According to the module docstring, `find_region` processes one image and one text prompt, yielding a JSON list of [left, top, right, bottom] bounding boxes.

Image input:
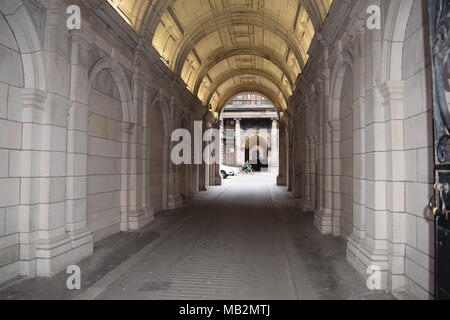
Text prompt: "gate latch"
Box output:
[[431, 183, 450, 219]]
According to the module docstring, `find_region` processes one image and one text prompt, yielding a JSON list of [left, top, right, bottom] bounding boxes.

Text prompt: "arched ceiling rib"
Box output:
[[205, 68, 291, 107], [216, 85, 287, 114], [169, 12, 310, 74], [107, 0, 334, 112], [192, 47, 297, 95], [195, 54, 294, 102]]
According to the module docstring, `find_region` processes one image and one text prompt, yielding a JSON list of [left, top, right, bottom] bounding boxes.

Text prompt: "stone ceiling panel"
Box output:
[[107, 0, 334, 112]]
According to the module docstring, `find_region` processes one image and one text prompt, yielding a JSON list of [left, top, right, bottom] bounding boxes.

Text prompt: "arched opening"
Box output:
[[147, 101, 167, 212], [244, 135, 269, 172], [87, 69, 124, 242], [337, 66, 354, 240], [220, 92, 279, 177]]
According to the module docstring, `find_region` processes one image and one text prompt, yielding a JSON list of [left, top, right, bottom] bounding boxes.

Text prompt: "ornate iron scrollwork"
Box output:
[[430, 0, 450, 163], [429, 0, 450, 301]]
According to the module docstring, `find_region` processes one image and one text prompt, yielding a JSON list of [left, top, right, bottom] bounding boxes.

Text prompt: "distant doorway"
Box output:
[[245, 136, 269, 172]]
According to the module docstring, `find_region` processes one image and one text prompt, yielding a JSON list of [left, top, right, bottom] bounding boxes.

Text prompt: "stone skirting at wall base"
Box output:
[[314, 208, 332, 235], [276, 174, 286, 186], [128, 209, 155, 231], [167, 195, 184, 210], [347, 237, 389, 290], [35, 231, 93, 278], [214, 173, 223, 186]]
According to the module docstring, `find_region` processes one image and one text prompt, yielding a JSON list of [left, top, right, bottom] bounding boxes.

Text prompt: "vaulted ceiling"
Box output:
[[107, 0, 333, 113]]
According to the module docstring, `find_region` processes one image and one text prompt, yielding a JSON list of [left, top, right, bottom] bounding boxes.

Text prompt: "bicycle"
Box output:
[[242, 167, 255, 175]]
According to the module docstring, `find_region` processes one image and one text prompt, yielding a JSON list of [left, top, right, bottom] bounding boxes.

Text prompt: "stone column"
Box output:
[[235, 119, 242, 165], [314, 68, 333, 235], [277, 121, 287, 186], [292, 126, 301, 198], [199, 115, 211, 192], [348, 81, 390, 290], [18, 89, 50, 277], [381, 81, 406, 292], [184, 113, 196, 199], [303, 136, 313, 211], [329, 120, 342, 237], [310, 136, 318, 211], [167, 102, 183, 209], [287, 125, 293, 192], [120, 123, 133, 230], [271, 119, 279, 174], [314, 121, 334, 234], [122, 72, 152, 229], [213, 120, 223, 186], [59, 29, 93, 275], [347, 31, 368, 279]]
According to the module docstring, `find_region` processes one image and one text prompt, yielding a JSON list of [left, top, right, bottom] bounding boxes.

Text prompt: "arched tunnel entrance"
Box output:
[[0, 0, 442, 302]]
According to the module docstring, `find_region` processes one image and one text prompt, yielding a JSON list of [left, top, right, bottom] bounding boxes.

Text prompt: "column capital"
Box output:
[[121, 122, 136, 135], [22, 88, 48, 123], [378, 81, 405, 102], [327, 120, 340, 132]]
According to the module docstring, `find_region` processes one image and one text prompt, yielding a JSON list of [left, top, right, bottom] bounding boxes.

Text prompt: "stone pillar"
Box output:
[[287, 125, 293, 192], [292, 126, 301, 198], [58, 30, 93, 275], [167, 104, 183, 210], [270, 119, 279, 174], [199, 115, 212, 192], [350, 83, 390, 290], [329, 120, 342, 237], [381, 81, 406, 292], [310, 136, 318, 211], [213, 120, 223, 186], [167, 160, 183, 209], [184, 113, 196, 199], [303, 136, 313, 211], [314, 121, 334, 234], [235, 119, 242, 165], [19, 89, 51, 277], [277, 121, 287, 186], [314, 68, 333, 235], [120, 123, 133, 230]]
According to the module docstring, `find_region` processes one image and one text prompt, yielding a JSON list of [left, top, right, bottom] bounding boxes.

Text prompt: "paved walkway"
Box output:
[[0, 174, 393, 300]]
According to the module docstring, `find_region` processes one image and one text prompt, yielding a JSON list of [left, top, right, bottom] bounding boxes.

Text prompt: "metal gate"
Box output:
[[428, 0, 450, 300]]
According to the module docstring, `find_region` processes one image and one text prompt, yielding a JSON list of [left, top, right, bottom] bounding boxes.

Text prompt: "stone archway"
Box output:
[[86, 69, 124, 242], [148, 99, 168, 212]]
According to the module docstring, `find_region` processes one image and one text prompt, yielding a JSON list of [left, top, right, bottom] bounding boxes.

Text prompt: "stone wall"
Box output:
[[0, 0, 215, 283], [285, 0, 435, 299], [0, 6, 25, 283]]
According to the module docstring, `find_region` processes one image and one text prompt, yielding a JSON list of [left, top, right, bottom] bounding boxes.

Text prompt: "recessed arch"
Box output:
[[211, 77, 286, 113], [3, 2, 47, 90], [148, 93, 173, 211], [329, 51, 353, 122], [205, 70, 291, 110], [381, 0, 415, 82], [88, 57, 133, 124], [216, 85, 287, 115]]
